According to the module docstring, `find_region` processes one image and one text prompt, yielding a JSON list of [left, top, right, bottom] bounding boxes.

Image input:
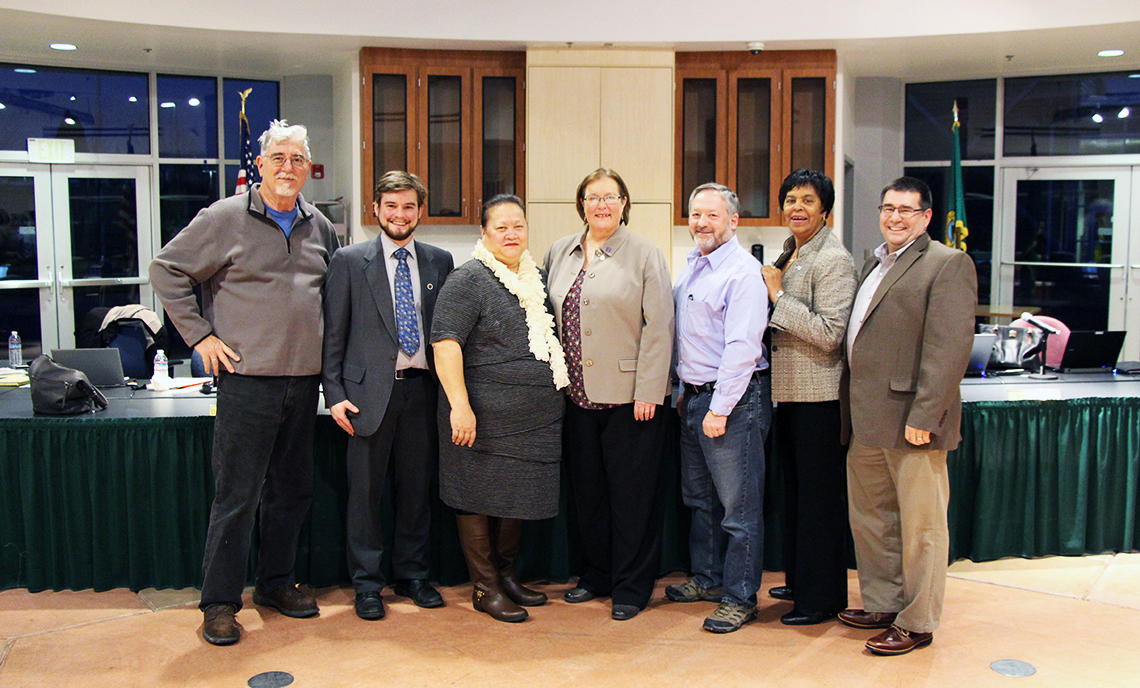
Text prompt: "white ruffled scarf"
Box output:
[[472, 239, 569, 390]]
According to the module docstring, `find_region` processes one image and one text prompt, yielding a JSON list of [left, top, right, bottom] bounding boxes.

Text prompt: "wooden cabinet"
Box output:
[[675, 51, 836, 226], [526, 50, 674, 259], [360, 48, 525, 227]]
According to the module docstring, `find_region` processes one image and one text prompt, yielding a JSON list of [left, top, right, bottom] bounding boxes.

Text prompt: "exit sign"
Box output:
[[27, 138, 76, 164]]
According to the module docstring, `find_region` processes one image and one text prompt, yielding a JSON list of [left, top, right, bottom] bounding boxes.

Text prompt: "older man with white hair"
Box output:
[[150, 120, 339, 646]]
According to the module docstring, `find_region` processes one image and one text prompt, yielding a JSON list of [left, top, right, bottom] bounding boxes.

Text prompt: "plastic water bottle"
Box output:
[[8, 331, 21, 367], [152, 348, 170, 390]]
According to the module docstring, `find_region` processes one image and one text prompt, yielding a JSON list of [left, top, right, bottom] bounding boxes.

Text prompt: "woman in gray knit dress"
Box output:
[[431, 194, 568, 622]]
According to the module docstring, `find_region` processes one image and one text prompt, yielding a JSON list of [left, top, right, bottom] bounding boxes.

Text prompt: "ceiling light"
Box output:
[[1098, 49, 1125, 57], [1092, 112, 1105, 123], [69, 96, 75, 101], [0, 103, 6, 110], [188, 97, 201, 106], [1120, 107, 1131, 119], [160, 102, 176, 108], [14, 68, 36, 74], [1130, 74, 1140, 79], [128, 96, 137, 103], [63, 117, 76, 125], [50, 43, 77, 51]]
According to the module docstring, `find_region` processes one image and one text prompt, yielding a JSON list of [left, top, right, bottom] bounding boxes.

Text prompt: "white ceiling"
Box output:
[[0, 4, 1137, 80]]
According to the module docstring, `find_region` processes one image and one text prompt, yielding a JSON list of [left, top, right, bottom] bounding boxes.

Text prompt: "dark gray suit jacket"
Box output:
[[322, 237, 454, 436], [841, 232, 977, 451]]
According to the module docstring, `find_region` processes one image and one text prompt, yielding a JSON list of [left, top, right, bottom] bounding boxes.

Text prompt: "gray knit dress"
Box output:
[[430, 259, 564, 520]]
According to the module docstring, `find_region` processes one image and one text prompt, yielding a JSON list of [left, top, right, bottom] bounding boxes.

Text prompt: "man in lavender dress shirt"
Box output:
[[667, 183, 771, 634]]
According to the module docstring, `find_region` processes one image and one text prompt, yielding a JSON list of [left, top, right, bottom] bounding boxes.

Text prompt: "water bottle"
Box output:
[[8, 331, 21, 367], [152, 348, 170, 390]]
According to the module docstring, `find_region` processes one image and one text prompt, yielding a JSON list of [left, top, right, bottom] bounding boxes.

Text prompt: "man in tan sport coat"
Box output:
[[837, 177, 977, 656]]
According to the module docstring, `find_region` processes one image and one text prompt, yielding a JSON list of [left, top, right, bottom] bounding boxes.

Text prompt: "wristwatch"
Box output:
[[709, 410, 723, 417], [774, 289, 784, 302]]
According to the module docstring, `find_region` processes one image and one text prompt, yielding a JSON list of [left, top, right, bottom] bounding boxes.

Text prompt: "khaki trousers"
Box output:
[[846, 436, 949, 633]]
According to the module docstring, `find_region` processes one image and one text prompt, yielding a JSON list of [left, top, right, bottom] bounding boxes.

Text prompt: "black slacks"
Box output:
[[345, 374, 438, 593], [775, 400, 849, 614], [563, 400, 668, 609]]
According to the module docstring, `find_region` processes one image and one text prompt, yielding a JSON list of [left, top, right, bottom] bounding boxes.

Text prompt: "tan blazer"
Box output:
[[841, 232, 977, 451], [769, 228, 857, 403], [544, 224, 674, 405]]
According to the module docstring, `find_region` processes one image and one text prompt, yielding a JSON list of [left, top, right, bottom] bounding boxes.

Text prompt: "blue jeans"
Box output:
[[678, 374, 771, 608]]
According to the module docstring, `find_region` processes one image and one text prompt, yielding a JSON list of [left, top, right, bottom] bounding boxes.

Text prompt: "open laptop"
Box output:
[[50, 348, 127, 388], [1058, 330, 1126, 373], [964, 333, 998, 376]]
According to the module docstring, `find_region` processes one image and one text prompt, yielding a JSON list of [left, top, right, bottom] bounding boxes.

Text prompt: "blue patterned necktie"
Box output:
[[393, 247, 420, 357]]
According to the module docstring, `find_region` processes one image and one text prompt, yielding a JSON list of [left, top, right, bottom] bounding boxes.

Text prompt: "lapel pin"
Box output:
[[427, 283, 434, 290]]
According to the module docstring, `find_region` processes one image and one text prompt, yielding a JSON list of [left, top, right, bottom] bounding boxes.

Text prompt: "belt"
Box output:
[[394, 368, 428, 380], [682, 369, 769, 396]]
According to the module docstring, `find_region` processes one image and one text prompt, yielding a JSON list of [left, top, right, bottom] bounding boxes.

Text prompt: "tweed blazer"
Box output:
[[544, 223, 674, 405], [840, 232, 977, 451], [769, 227, 857, 403]]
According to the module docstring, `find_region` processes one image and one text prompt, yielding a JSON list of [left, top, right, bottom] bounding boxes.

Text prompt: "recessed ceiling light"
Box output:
[[1092, 113, 1105, 123], [188, 97, 201, 106], [0, 103, 6, 110], [160, 102, 176, 108], [69, 96, 75, 101], [1098, 49, 1125, 57], [1120, 107, 1132, 119], [63, 117, 76, 125], [128, 96, 137, 103], [14, 68, 36, 74], [50, 43, 77, 51]]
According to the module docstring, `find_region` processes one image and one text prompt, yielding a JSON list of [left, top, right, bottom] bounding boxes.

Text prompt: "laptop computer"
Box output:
[[1058, 330, 1126, 373], [50, 348, 127, 388], [964, 333, 998, 376]]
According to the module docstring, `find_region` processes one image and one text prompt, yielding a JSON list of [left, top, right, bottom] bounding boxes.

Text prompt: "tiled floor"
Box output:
[[2, 554, 1139, 687]]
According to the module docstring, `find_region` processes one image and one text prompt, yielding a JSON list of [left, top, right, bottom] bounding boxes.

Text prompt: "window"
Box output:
[[1004, 71, 1140, 156], [905, 80, 996, 161]]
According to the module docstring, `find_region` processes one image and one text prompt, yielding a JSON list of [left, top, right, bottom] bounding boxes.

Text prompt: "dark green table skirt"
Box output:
[[3, 398, 1138, 592]]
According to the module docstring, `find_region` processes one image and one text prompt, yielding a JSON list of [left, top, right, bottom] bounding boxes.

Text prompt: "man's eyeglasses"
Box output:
[[267, 154, 309, 168], [878, 205, 926, 219], [584, 194, 624, 206]]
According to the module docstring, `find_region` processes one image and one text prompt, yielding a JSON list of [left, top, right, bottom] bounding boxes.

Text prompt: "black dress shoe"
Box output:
[[780, 608, 837, 626], [394, 579, 444, 608], [768, 586, 793, 601], [354, 591, 385, 620], [611, 604, 640, 621], [563, 586, 597, 603]]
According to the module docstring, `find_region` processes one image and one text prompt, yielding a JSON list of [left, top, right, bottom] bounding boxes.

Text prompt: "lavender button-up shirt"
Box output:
[[674, 235, 769, 417]]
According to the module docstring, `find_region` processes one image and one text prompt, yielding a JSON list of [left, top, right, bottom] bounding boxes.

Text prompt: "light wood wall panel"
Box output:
[[526, 202, 581, 262], [600, 68, 674, 203], [526, 68, 601, 202]]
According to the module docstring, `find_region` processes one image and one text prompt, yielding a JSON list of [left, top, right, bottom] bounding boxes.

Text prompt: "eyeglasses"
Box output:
[[878, 204, 926, 219], [266, 154, 309, 168], [584, 194, 624, 206]]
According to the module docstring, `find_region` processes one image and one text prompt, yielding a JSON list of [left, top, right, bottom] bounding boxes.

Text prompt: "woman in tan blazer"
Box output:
[[543, 168, 674, 621], [760, 170, 858, 626]]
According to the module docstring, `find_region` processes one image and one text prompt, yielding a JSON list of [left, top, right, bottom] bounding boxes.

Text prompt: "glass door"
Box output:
[[0, 163, 152, 356], [997, 166, 1135, 358]]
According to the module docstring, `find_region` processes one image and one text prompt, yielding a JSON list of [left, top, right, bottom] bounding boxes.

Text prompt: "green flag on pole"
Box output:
[[945, 100, 969, 251]]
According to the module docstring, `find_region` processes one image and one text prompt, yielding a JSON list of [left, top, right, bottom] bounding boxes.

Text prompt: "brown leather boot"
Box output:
[[492, 517, 548, 607], [457, 514, 527, 622]]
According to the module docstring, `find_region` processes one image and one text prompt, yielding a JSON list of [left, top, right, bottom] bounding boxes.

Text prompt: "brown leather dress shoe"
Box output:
[[838, 608, 898, 629], [866, 626, 934, 655], [202, 603, 240, 646], [252, 585, 319, 618]]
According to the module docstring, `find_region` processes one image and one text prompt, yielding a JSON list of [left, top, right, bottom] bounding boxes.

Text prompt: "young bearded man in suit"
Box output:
[[322, 171, 455, 620]]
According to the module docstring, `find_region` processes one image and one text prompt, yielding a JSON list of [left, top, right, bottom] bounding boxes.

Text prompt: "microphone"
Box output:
[[1021, 312, 1060, 335]]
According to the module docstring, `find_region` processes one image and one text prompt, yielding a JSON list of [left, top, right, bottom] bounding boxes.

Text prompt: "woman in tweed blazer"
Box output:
[[760, 170, 857, 626]]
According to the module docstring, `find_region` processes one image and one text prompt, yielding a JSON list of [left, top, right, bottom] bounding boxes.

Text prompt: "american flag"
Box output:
[[234, 104, 257, 195]]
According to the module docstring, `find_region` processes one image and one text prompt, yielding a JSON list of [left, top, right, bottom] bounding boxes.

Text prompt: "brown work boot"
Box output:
[[202, 603, 240, 646], [457, 514, 527, 622], [252, 584, 319, 618], [492, 517, 548, 607]]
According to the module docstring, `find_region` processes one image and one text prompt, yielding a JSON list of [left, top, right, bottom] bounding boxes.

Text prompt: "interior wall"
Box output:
[[850, 76, 904, 268], [282, 74, 336, 203]]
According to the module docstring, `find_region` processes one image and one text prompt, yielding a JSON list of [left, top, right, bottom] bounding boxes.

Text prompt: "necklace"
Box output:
[[472, 240, 569, 389]]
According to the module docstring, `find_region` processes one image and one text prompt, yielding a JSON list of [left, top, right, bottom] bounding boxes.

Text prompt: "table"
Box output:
[[3, 375, 1139, 592]]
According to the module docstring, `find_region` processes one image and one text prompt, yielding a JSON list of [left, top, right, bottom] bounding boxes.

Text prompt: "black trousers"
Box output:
[[775, 400, 849, 614], [199, 373, 319, 611], [345, 374, 438, 593], [563, 400, 668, 609]]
